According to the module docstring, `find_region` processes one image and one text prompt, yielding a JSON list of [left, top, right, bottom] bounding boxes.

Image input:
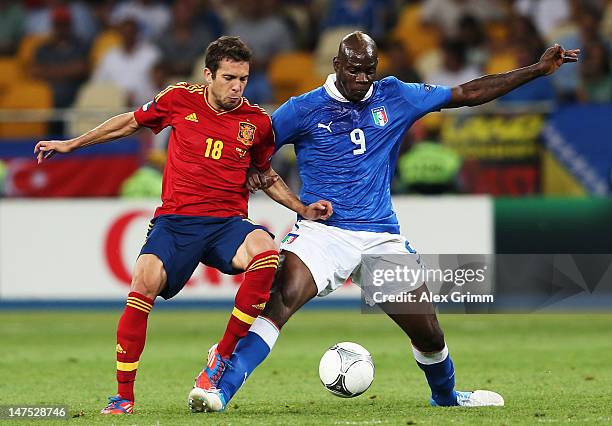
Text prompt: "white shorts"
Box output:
[[280, 220, 422, 297]]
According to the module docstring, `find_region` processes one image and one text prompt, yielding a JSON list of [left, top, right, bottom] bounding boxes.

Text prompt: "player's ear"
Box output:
[[204, 67, 214, 85], [332, 57, 339, 72]]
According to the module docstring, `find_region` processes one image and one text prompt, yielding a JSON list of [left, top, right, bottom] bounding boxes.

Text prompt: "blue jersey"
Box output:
[[273, 75, 451, 234]]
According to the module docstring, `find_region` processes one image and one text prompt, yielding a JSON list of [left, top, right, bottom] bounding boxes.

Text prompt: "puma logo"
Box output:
[[317, 121, 333, 133]]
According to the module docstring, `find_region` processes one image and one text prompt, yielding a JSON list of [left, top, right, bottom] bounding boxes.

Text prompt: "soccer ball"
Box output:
[[318, 342, 375, 398]]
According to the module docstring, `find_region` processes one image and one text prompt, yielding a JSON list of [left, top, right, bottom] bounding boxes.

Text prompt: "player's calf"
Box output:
[[217, 248, 279, 358]]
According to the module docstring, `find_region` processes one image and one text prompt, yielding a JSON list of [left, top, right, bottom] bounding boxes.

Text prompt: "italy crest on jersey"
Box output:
[[237, 122, 257, 146], [371, 106, 389, 127]]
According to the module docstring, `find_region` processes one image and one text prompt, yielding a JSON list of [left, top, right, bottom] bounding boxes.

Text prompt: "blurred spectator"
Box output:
[[379, 40, 421, 83], [88, 0, 122, 67], [579, 40, 612, 102], [120, 166, 162, 198], [321, 0, 395, 41], [110, 0, 170, 40], [92, 17, 161, 106], [457, 14, 487, 69], [577, 3, 605, 45], [425, 39, 480, 87], [30, 6, 88, 110], [421, 0, 504, 37], [499, 15, 555, 103], [281, 0, 319, 50], [157, 0, 215, 78], [514, 0, 569, 38], [483, 17, 518, 75], [603, 0, 612, 42], [226, 0, 294, 103], [546, 2, 584, 102], [397, 141, 462, 194], [0, 0, 25, 55], [193, 0, 224, 39], [25, 0, 96, 43]]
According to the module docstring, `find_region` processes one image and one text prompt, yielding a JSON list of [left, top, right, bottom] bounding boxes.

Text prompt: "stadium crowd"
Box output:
[[0, 0, 610, 196]]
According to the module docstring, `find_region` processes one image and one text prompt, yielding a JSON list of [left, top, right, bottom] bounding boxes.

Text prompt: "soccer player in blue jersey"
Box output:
[[189, 32, 579, 412]]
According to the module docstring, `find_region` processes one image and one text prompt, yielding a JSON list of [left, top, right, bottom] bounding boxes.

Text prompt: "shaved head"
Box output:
[[333, 32, 378, 102], [337, 31, 378, 62]]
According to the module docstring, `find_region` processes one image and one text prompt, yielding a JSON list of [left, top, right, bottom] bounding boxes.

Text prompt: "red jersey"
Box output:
[[134, 83, 275, 218]]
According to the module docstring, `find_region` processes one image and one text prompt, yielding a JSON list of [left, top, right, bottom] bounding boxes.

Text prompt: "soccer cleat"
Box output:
[[193, 343, 228, 391], [430, 390, 504, 407], [188, 387, 227, 413], [100, 395, 134, 414]]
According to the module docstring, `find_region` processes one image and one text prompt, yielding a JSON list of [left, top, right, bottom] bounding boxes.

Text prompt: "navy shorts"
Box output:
[[140, 214, 272, 300]]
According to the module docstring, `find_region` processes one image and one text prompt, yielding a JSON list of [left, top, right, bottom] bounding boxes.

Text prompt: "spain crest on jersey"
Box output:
[[371, 106, 389, 127], [237, 122, 257, 146]]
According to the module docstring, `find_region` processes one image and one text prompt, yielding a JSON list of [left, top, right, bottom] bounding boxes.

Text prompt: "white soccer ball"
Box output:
[[318, 342, 375, 398]]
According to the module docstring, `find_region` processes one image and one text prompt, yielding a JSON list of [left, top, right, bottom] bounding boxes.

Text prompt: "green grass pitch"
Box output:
[[1, 310, 611, 425]]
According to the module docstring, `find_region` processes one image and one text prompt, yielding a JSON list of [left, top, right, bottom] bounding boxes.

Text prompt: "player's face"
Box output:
[[334, 51, 377, 102], [206, 59, 249, 110]]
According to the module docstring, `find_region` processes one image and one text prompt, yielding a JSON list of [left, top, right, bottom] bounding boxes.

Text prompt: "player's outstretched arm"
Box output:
[[445, 44, 580, 109], [248, 167, 333, 220], [34, 112, 141, 164]]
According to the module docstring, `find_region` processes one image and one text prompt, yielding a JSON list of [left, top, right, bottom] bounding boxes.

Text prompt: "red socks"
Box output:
[[217, 250, 279, 358], [116, 291, 154, 402]]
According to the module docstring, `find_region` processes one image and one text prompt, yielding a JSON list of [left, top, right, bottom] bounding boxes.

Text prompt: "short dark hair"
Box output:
[[205, 36, 252, 77]]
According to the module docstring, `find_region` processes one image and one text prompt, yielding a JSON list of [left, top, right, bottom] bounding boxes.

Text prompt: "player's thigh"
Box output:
[[139, 215, 208, 300], [131, 254, 168, 299], [360, 234, 445, 351], [231, 228, 277, 270], [280, 220, 362, 296], [355, 232, 423, 304], [263, 251, 318, 327], [204, 217, 274, 274]]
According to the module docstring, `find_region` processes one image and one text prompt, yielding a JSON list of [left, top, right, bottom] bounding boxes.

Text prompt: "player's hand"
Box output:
[[537, 44, 580, 76], [34, 140, 74, 164], [247, 168, 279, 193], [301, 200, 333, 221]]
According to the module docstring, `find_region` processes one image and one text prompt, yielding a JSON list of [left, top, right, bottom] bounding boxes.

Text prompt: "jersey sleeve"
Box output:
[[251, 115, 275, 172], [271, 98, 302, 151], [133, 86, 174, 134], [396, 78, 452, 116]]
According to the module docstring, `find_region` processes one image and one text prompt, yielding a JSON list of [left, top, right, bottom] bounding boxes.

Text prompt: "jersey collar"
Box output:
[[323, 74, 373, 103]]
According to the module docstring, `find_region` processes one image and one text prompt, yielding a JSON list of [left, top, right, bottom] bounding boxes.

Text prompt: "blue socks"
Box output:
[[218, 316, 280, 402], [413, 344, 457, 406]]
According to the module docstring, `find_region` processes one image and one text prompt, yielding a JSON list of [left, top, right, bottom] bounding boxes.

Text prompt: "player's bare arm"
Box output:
[[446, 44, 580, 108], [249, 167, 333, 221], [34, 112, 140, 164]]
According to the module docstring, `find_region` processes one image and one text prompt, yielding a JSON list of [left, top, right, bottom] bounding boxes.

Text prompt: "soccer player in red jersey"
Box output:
[[34, 36, 332, 415]]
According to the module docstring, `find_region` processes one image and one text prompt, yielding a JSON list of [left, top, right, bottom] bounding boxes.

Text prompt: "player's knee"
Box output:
[[247, 230, 276, 255]]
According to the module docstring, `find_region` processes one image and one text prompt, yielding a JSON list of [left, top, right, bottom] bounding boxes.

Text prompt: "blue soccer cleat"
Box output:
[[430, 390, 504, 407], [100, 395, 134, 415]]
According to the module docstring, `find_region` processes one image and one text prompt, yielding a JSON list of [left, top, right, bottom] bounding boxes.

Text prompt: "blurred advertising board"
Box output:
[[441, 111, 545, 195], [0, 197, 492, 303]]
